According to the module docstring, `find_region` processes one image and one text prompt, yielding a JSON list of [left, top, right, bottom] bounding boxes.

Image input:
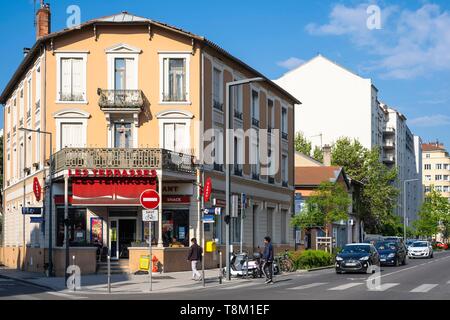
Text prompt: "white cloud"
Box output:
[[277, 57, 305, 70], [409, 115, 450, 127], [306, 3, 450, 79]]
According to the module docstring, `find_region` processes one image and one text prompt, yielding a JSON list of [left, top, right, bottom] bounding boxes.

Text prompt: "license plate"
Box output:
[[346, 263, 357, 266], [380, 259, 386, 262]]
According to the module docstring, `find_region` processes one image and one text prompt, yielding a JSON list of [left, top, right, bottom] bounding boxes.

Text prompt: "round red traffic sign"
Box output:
[[140, 189, 160, 210]]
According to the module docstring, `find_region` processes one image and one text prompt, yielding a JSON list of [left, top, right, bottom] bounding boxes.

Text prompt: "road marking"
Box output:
[[12, 295, 40, 300], [287, 282, 328, 290], [410, 284, 438, 293], [369, 283, 400, 292], [328, 282, 363, 291], [47, 291, 88, 299], [222, 282, 259, 290]]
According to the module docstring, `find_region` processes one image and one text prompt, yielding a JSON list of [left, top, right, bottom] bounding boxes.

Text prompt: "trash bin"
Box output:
[[139, 255, 150, 271]]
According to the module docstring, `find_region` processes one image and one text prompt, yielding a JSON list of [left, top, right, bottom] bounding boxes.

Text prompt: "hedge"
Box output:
[[288, 250, 334, 270]]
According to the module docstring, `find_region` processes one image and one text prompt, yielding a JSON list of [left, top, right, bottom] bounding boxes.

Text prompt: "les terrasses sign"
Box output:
[[68, 168, 157, 178]]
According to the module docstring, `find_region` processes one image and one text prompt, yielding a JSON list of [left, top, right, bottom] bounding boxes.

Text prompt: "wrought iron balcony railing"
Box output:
[[234, 110, 243, 120], [97, 89, 144, 109], [52, 148, 196, 175], [213, 100, 223, 111], [252, 118, 260, 127]]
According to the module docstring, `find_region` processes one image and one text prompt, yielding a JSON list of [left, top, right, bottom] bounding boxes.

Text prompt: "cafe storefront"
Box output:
[[50, 148, 199, 275]]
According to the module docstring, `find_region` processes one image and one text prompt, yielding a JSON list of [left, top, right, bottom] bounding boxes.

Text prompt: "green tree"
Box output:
[[313, 146, 323, 162], [291, 182, 351, 236], [294, 132, 312, 156], [413, 189, 450, 238], [331, 138, 399, 234]]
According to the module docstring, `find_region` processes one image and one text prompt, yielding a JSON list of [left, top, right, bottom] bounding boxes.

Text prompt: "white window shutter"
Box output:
[[175, 123, 186, 153], [163, 123, 175, 151], [71, 58, 83, 100], [61, 123, 83, 148], [61, 59, 72, 100], [125, 58, 135, 90]]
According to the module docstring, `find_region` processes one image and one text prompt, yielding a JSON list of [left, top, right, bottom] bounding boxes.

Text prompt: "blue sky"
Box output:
[[1, 0, 449, 147]]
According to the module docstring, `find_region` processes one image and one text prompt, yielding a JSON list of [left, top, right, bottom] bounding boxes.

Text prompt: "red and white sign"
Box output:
[[68, 168, 157, 178], [140, 189, 161, 210], [162, 195, 191, 204], [204, 177, 212, 203], [33, 177, 42, 202]]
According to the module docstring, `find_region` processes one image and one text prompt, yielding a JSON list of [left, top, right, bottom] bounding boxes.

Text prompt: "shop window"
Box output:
[[162, 209, 189, 247], [56, 208, 87, 246]]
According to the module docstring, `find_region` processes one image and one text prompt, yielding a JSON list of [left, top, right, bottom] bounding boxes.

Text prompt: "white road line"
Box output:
[[287, 282, 328, 290], [46, 291, 88, 299], [11, 295, 40, 300], [369, 283, 400, 292], [410, 284, 438, 293], [223, 282, 259, 290], [328, 282, 363, 291]]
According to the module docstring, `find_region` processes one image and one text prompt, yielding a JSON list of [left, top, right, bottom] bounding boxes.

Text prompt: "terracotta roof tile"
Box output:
[[295, 166, 342, 186]]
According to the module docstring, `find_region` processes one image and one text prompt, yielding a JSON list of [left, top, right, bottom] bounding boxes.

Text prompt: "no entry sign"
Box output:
[[140, 189, 160, 210]]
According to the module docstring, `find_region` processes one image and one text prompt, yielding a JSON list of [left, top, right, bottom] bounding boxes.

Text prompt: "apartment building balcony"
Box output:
[[282, 132, 288, 140], [98, 89, 144, 110], [252, 118, 260, 127], [234, 110, 243, 120], [383, 140, 396, 149], [234, 165, 243, 177], [52, 148, 196, 175], [383, 126, 395, 135], [382, 154, 396, 164], [213, 100, 223, 111]]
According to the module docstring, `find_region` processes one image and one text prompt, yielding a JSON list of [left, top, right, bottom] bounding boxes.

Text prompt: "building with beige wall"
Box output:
[[0, 7, 298, 275], [422, 142, 450, 201]]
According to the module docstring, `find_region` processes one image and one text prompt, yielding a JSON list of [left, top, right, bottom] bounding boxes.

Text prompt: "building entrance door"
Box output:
[[109, 217, 137, 260]]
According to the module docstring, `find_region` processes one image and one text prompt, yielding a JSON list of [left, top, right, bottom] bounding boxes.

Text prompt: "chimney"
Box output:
[[322, 144, 332, 166], [23, 48, 31, 57], [36, 2, 51, 39]]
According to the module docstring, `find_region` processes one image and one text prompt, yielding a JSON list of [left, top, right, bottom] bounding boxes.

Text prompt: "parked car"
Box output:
[[374, 241, 407, 266], [335, 243, 380, 274], [406, 239, 420, 252], [432, 241, 449, 250], [408, 241, 433, 258]]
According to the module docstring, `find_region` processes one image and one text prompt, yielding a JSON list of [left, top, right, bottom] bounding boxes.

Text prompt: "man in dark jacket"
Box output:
[[262, 236, 274, 284], [187, 238, 203, 281]]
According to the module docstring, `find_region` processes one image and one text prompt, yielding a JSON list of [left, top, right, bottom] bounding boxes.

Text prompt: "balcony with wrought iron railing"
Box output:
[[97, 89, 144, 109], [52, 148, 196, 175], [234, 110, 243, 120], [383, 126, 396, 135], [382, 154, 396, 164], [383, 140, 396, 149], [213, 100, 223, 111]]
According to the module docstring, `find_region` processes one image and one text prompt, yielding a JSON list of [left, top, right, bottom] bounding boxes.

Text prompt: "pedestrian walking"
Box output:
[[187, 238, 203, 281], [262, 236, 274, 284]]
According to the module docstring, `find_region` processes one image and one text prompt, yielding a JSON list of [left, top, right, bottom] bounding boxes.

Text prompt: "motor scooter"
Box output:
[[223, 252, 257, 278]]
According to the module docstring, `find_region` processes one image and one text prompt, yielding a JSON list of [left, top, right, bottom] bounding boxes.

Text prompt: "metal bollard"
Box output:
[[107, 253, 111, 293]]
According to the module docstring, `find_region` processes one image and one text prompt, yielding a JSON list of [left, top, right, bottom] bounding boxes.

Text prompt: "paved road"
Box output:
[[1, 251, 450, 300]]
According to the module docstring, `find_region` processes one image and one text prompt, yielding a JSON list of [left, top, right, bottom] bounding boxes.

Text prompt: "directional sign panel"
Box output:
[[202, 215, 215, 223], [30, 217, 44, 224], [22, 207, 43, 215]]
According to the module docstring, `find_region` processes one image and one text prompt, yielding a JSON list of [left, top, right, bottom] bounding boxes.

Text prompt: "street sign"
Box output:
[[140, 189, 160, 210], [30, 216, 44, 223], [203, 207, 222, 216], [33, 177, 42, 202], [204, 177, 212, 202], [142, 209, 158, 222], [202, 215, 215, 223], [22, 207, 43, 215]]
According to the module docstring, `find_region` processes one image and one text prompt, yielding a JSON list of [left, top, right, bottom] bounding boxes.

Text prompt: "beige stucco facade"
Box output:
[[422, 143, 450, 201], [1, 13, 298, 274]]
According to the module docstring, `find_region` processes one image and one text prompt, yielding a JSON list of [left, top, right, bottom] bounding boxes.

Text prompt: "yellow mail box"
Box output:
[[205, 241, 216, 253]]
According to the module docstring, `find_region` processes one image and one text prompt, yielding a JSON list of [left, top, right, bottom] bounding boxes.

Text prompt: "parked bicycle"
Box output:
[[274, 249, 296, 273]]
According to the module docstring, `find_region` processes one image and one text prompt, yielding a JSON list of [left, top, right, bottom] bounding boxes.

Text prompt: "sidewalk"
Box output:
[[0, 267, 261, 295]]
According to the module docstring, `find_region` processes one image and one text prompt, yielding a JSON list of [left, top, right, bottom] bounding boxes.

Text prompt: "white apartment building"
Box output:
[[275, 54, 422, 222]]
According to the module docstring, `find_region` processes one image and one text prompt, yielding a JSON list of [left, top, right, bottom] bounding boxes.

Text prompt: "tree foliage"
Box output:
[[291, 182, 351, 234], [331, 138, 399, 234], [313, 146, 323, 162], [413, 189, 450, 239], [294, 132, 312, 156]]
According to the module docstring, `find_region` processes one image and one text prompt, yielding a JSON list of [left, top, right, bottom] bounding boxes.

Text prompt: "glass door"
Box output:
[[109, 219, 119, 260]]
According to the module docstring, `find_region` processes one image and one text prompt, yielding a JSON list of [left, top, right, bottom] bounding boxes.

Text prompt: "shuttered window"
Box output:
[[61, 123, 84, 148], [60, 58, 84, 101]]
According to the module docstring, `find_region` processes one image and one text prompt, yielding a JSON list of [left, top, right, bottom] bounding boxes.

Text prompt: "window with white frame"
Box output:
[[443, 186, 449, 193], [12, 97, 17, 127], [251, 140, 259, 178], [160, 54, 189, 103], [6, 148, 10, 181], [233, 136, 243, 175], [426, 154, 430, 158], [424, 186, 431, 193], [35, 65, 41, 104], [424, 164, 431, 170], [13, 147, 17, 179], [19, 88, 24, 123], [54, 109, 89, 151], [26, 78, 32, 118], [425, 175, 431, 181], [267, 99, 274, 129], [444, 164, 449, 170], [444, 175, 449, 181], [435, 186, 443, 192], [436, 164, 443, 170], [60, 123, 84, 148], [26, 135, 32, 169], [251, 90, 259, 126], [213, 67, 223, 110], [56, 53, 87, 102], [163, 123, 188, 153], [19, 142, 24, 178], [436, 175, 443, 181], [212, 128, 223, 170], [35, 129, 41, 168]]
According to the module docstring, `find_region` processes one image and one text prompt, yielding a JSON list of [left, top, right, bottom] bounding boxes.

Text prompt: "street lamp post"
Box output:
[[225, 77, 264, 281], [19, 128, 53, 276], [403, 178, 419, 242]]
